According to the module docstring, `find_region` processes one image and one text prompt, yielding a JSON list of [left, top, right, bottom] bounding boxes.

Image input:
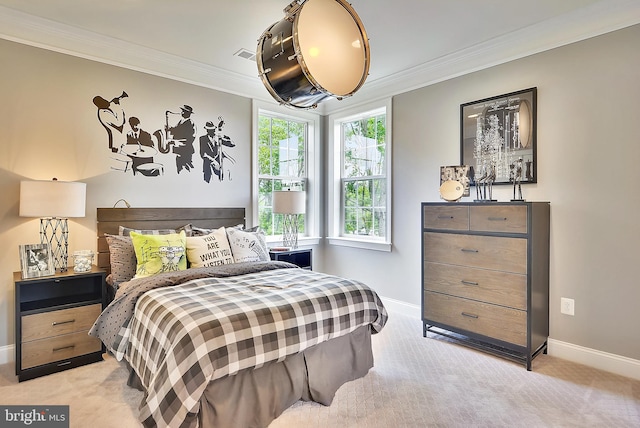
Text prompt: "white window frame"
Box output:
[[252, 99, 320, 246], [327, 98, 392, 252]]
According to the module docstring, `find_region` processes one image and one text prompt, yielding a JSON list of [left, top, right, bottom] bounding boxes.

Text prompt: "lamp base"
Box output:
[[40, 218, 69, 272], [282, 214, 299, 249]]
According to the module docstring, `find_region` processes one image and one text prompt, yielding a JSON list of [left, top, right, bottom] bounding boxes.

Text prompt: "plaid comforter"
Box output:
[[91, 264, 387, 428]]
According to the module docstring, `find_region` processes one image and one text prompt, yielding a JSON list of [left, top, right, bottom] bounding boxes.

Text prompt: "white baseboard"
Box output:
[[381, 295, 640, 381], [0, 344, 14, 365], [379, 296, 421, 319], [547, 338, 640, 381]]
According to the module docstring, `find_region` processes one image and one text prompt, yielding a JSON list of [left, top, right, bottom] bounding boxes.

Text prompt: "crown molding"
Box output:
[[1, 0, 639, 116]]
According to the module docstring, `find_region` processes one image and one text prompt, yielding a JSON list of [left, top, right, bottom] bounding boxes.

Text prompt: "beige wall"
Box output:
[[322, 24, 640, 361], [1, 24, 639, 364], [0, 39, 253, 350]]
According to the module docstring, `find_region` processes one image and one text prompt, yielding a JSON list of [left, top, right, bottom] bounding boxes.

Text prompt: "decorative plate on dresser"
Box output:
[[421, 202, 550, 370]]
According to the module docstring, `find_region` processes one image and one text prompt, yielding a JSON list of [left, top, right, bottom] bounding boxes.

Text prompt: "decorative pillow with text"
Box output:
[[186, 227, 235, 268], [226, 227, 269, 263]]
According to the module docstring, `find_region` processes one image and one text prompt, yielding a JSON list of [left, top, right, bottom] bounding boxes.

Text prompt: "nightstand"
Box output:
[[269, 248, 312, 270], [14, 266, 106, 382]]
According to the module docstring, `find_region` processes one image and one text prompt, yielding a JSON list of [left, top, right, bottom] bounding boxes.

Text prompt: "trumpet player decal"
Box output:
[[93, 91, 238, 182], [199, 117, 236, 183], [93, 91, 128, 153]]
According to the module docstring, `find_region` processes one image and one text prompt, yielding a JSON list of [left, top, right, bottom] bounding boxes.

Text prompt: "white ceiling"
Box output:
[[1, 0, 639, 114]]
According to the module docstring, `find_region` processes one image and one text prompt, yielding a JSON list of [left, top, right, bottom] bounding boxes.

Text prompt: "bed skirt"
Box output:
[[127, 325, 374, 428]]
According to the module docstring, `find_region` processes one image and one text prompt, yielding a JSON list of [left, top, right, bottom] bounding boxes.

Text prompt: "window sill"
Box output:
[[327, 237, 391, 252], [266, 236, 321, 247]]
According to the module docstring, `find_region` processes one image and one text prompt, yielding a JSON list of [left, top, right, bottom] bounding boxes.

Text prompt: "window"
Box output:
[[328, 100, 392, 251], [253, 101, 319, 245]]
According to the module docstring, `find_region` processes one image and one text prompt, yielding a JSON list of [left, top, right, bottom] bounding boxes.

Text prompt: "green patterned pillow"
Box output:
[[130, 231, 187, 278]]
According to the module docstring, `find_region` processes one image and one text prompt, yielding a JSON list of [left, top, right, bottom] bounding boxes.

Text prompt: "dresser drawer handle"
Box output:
[[488, 217, 508, 221], [461, 280, 479, 286], [57, 361, 72, 367], [461, 248, 479, 253], [461, 312, 479, 319], [52, 319, 76, 326], [52, 345, 75, 352], [437, 215, 454, 220]]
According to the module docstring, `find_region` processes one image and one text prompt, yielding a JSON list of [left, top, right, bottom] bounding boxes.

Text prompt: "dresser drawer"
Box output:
[[470, 205, 527, 233], [423, 205, 469, 230], [424, 232, 527, 274], [424, 262, 526, 310], [22, 304, 102, 342], [21, 331, 102, 369], [424, 291, 526, 346]]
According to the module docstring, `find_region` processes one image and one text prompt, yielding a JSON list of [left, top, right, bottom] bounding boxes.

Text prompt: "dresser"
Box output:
[[421, 202, 550, 370], [14, 266, 106, 381]]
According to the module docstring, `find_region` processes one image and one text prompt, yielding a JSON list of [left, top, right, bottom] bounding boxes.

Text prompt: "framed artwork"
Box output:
[[460, 87, 537, 185], [440, 165, 472, 197], [19, 243, 55, 279]]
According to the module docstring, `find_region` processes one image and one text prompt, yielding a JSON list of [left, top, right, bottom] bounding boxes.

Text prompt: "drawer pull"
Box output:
[[57, 361, 72, 367], [461, 248, 479, 253], [437, 215, 454, 220], [461, 312, 479, 319], [461, 280, 479, 286], [53, 345, 75, 352], [488, 217, 508, 221], [52, 319, 76, 326]]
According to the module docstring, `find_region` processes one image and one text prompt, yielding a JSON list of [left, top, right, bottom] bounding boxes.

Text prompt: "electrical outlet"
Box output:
[[561, 297, 575, 316]]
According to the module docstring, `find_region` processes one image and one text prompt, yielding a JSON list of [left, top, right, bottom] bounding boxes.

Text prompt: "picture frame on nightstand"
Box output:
[[19, 243, 55, 279]]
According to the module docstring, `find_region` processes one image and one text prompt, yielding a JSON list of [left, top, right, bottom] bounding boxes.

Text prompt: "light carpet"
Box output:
[[1, 310, 638, 427]]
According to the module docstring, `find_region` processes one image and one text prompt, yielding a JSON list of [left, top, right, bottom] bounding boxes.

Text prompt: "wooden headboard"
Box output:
[[96, 207, 246, 274]]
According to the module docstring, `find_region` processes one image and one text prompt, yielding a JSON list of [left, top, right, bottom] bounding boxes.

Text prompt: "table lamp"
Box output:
[[19, 178, 87, 272], [272, 190, 306, 249]]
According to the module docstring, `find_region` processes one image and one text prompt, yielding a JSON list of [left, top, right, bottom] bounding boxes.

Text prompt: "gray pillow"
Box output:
[[105, 234, 137, 286]]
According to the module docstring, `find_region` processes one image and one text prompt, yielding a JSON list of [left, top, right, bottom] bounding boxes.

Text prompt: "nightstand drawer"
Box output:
[[22, 304, 102, 342], [424, 291, 526, 346], [424, 232, 527, 274], [423, 262, 526, 310], [21, 331, 102, 369], [423, 205, 469, 230], [470, 205, 527, 233]]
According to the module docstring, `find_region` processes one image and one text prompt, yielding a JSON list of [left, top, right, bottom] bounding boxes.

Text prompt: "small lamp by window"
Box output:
[[19, 178, 87, 272], [272, 190, 306, 249]]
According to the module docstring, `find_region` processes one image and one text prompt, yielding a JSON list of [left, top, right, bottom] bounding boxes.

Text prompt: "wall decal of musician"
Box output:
[[124, 117, 164, 177], [93, 91, 128, 153], [165, 105, 197, 174], [93, 91, 239, 182], [199, 117, 236, 183]]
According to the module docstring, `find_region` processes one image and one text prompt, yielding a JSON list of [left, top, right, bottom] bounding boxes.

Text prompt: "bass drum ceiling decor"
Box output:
[[257, 0, 370, 109]]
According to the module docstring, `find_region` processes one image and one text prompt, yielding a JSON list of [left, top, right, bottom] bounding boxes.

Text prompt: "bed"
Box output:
[[90, 207, 388, 428]]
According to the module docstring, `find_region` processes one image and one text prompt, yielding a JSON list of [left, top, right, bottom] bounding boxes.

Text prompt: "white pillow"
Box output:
[[226, 227, 269, 263], [186, 227, 234, 268]]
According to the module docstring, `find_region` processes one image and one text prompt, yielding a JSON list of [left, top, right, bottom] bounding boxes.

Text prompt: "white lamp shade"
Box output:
[[20, 180, 86, 218], [272, 191, 306, 214]]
